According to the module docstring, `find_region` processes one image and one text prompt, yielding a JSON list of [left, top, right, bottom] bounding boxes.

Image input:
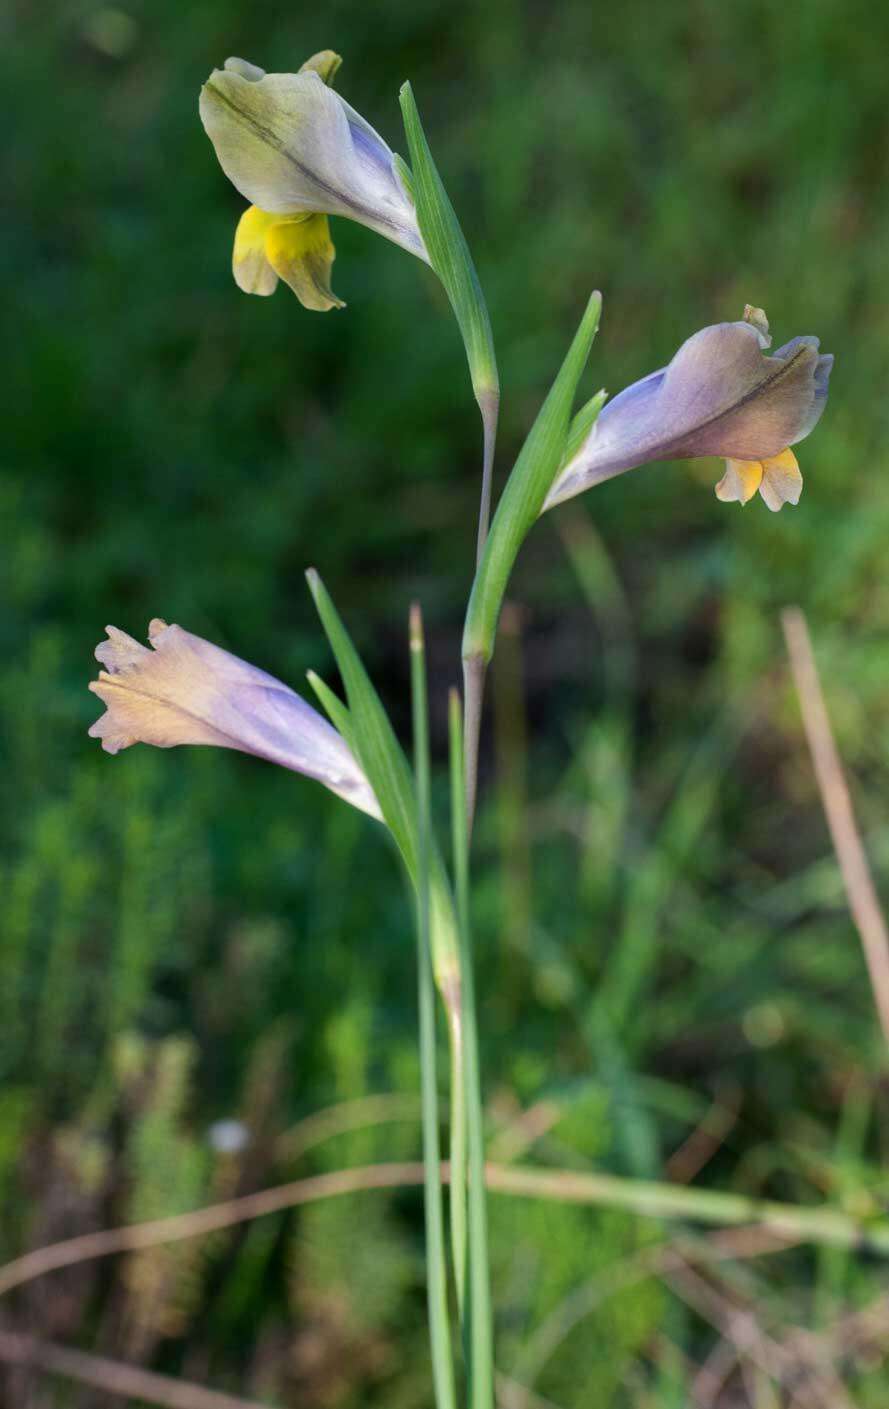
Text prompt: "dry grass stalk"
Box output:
[[782, 606, 889, 1046]]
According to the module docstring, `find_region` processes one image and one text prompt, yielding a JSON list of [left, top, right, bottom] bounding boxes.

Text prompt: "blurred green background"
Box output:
[[4, 0, 889, 1404]]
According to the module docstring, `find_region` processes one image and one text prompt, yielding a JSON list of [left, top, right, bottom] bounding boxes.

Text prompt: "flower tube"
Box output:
[[199, 51, 428, 309], [88, 620, 381, 820], [545, 309, 833, 512]]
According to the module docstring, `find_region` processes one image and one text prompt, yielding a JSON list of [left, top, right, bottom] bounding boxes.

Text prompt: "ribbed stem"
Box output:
[[450, 689, 494, 1409], [462, 653, 487, 835], [411, 607, 457, 1409], [475, 389, 500, 567], [445, 986, 467, 1316]]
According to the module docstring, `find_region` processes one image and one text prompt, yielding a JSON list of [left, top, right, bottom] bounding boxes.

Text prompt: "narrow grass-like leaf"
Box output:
[[306, 570, 459, 986], [399, 83, 499, 560], [393, 151, 415, 205], [307, 569, 416, 862], [411, 607, 458, 1409], [590, 716, 735, 1037], [449, 689, 494, 1408], [399, 82, 498, 411], [460, 294, 601, 825], [306, 670, 357, 753], [462, 292, 602, 667], [446, 997, 467, 1322], [560, 388, 608, 470]]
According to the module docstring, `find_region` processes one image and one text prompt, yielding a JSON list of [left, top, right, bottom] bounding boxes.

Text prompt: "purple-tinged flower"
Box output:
[[199, 51, 428, 310], [544, 308, 832, 513], [88, 620, 381, 820]]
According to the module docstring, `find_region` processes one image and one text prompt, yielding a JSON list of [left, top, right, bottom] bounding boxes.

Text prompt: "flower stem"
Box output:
[[445, 986, 467, 1316], [450, 688, 494, 1409], [475, 389, 500, 567], [411, 606, 457, 1409], [464, 388, 499, 833], [463, 653, 486, 834]]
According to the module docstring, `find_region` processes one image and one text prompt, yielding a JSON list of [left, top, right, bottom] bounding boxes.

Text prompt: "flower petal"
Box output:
[[232, 206, 280, 296], [758, 447, 803, 512], [265, 213, 344, 311], [199, 65, 427, 259], [224, 56, 266, 82], [715, 459, 763, 505], [89, 622, 381, 819], [770, 339, 833, 442], [94, 623, 152, 674], [659, 323, 825, 461], [298, 50, 342, 85]]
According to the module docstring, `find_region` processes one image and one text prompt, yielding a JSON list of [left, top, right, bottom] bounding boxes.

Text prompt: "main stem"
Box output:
[[450, 690, 494, 1408], [463, 653, 487, 835], [446, 991, 467, 1316], [475, 390, 500, 568], [411, 608, 457, 1409], [464, 390, 499, 833]]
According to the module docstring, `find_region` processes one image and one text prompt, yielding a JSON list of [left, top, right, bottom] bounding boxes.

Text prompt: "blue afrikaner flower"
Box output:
[[199, 51, 428, 310], [545, 307, 833, 513], [88, 620, 381, 820]]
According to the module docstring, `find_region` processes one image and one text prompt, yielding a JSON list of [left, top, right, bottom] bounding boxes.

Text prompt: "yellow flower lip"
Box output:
[[714, 447, 803, 512], [233, 206, 345, 310]]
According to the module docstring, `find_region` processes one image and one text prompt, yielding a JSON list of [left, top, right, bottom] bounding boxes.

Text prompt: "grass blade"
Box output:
[[461, 295, 602, 825], [411, 607, 458, 1409], [306, 569, 461, 990], [399, 83, 500, 560], [449, 689, 494, 1408]]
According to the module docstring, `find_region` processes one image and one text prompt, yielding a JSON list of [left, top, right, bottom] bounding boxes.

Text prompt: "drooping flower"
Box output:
[[199, 50, 428, 310], [544, 307, 833, 513], [88, 620, 381, 820]]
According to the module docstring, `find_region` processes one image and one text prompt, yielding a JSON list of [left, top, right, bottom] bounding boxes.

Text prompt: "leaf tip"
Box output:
[[409, 602, 424, 652]]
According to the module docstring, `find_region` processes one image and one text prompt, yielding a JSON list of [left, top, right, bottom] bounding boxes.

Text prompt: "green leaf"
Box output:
[[560, 388, 608, 469], [399, 83, 498, 411], [392, 151, 415, 205], [306, 571, 459, 985], [462, 292, 602, 666], [306, 670, 357, 755], [409, 605, 460, 1408], [306, 570, 416, 864]]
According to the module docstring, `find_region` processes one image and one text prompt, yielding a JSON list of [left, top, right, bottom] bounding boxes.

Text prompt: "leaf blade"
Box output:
[[399, 82, 498, 409], [462, 292, 602, 666]]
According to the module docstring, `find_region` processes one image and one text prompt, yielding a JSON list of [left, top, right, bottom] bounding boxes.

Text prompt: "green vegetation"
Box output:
[[4, 0, 889, 1403]]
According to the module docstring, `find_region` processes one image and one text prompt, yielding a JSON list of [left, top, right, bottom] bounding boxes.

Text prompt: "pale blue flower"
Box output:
[[89, 620, 381, 819], [199, 53, 428, 312], [545, 311, 833, 512]]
